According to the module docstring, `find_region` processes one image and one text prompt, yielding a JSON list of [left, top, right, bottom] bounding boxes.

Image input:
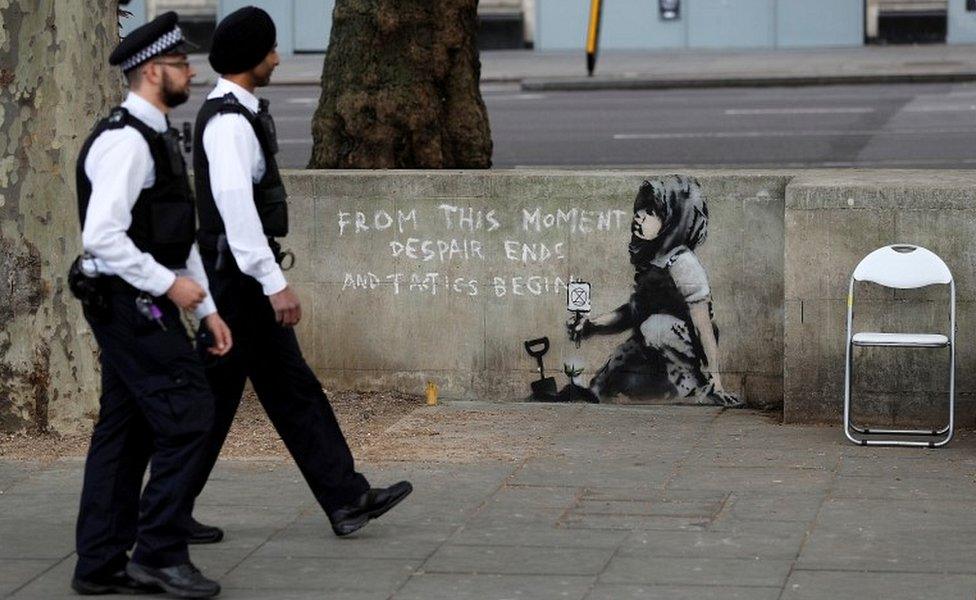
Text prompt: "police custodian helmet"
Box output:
[[109, 11, 197, 72]]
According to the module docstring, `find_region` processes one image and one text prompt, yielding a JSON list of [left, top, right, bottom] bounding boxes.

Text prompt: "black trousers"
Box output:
[[189, 260, 369, 516], [75, 286, 214, 580]]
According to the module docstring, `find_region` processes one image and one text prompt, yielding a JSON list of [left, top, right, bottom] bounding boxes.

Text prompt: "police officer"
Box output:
[[71, 12, 227, 598], [188, 6, 412, 542]]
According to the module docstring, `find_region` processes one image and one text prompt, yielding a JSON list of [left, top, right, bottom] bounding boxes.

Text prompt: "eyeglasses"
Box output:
[[154, 60, 191, 70]]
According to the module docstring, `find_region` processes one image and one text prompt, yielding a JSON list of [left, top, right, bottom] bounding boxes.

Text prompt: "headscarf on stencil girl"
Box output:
[[628, 174, 709, 273]]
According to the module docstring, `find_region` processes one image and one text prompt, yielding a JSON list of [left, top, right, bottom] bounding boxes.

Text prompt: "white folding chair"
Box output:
[[844, 244, 955, 448]]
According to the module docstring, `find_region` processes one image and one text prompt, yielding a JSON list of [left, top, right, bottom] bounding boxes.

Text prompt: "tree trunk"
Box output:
[[0, 1, 121, 433], [308, 0, 492, 169]]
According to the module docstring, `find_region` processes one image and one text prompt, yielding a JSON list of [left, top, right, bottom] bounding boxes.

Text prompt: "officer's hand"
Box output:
[[202, 313, 233, 356], [166, 276, 207, 311], [269, 285, 302, 327]]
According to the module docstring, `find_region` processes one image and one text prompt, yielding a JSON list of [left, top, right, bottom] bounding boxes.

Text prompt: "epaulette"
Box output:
[[104, 106, 130, 129]]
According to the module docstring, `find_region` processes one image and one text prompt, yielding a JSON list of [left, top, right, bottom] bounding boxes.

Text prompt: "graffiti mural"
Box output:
[[328, 172, 746, 405], [553, 175, 743, 407]]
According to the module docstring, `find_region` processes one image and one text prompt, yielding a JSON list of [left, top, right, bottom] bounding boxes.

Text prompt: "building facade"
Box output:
[[120, 0, 976, 52], [540, 0, 860, 50], [537, 0, 976, 50], [123, 0, 536, 51]]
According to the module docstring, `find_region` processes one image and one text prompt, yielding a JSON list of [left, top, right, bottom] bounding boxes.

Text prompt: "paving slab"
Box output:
[[255, 520, 455, 560], [781, 570, 976, 600], [830, 474, 976, 501], [838, 451, 976, 478], [483, 484, 583, 510], [0, 559, 58, 597], [585, 583, 782, 600], [599, 556, 793, 587], [561, 513, 714, 532], [1, 461, 84, 498], [574, 497, 724, 518], [5, 559, 92, 599], [0, 491, 79, 522], [684, 447, 840, 470], [619, 524, 805, 560], [0, 519, 76, 559], [392, 573, 594, 600], [798, 498, 976, 573], [667, 466, 834, 494], [448, 522, 629, 549], [511, 458, 677, 488], [423, 544, 614, 576], [195, 464, 314, 508], [720, 492, 827, 523], [0, 403, 974, 598], [0, 462, 40, 494], [222, 556, 421, 593]]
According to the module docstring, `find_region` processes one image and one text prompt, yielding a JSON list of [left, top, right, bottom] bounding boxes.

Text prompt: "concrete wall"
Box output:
[[276, 170, 976, 428], [7, 170, 972, 432], [784, 171, 976, 426], [281, 171, 787, 410]]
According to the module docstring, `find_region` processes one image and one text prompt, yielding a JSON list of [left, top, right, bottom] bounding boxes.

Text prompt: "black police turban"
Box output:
[[209, 6, 277, 75]]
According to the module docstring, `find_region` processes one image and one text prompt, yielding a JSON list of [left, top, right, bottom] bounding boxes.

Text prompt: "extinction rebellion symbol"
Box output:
[[567, 281, 592, 313]]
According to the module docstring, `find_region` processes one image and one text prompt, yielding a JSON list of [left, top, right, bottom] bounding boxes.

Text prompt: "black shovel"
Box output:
[[524, 337, 558, 401]]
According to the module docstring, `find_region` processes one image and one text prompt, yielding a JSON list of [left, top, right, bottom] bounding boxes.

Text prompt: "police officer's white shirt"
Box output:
[[202, 78, 287, 296], [82, 91, 217, 318]]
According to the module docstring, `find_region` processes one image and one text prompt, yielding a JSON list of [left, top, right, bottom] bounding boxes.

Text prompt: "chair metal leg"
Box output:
[[843, 341, 861, 446], [844, 343, 954, 448], [848, 424, 951, 436]]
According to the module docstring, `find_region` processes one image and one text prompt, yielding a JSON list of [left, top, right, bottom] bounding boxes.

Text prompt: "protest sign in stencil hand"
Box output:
[[567, 281, 591, 348]]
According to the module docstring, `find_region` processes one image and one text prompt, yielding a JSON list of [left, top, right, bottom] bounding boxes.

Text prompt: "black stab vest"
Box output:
[[193, 93, 288, 247], [76, 107, 196, 269]]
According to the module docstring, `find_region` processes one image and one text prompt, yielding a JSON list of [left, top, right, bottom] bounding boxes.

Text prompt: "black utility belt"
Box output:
[[68, 256, 180, 325], [101, 275, 145, 295]]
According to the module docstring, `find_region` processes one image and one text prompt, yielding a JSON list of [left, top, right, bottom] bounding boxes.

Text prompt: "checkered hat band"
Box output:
[[121, 26, 184, 72]]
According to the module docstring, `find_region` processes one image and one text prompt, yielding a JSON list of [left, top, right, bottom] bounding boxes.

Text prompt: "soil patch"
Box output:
[[0, 390, 421, 461]]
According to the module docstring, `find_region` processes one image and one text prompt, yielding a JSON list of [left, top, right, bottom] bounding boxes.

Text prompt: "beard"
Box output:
[[161, 73, 190, 108]]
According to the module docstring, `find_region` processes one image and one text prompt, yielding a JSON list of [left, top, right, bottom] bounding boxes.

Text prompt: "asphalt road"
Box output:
[[172, 82, 976, 169]]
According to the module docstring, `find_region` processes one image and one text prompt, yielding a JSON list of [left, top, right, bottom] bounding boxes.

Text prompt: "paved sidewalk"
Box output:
[[188, 45, 976, 90], [2, 402, 975, 599]]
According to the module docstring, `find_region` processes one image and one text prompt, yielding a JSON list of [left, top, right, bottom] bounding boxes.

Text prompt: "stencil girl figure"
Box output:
[[567, 175, 742, 407]]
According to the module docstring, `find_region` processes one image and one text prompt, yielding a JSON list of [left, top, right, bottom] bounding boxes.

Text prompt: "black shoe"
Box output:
[[125, 562, 220, 599], [329, 481, 413, 537], [188, 517, 224, 545], [71, 569, 161, 595]]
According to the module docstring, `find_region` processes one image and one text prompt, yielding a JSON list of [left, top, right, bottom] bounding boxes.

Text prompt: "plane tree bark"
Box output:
[[0, 1, 121, 432], [308, 0, 493, 169]]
